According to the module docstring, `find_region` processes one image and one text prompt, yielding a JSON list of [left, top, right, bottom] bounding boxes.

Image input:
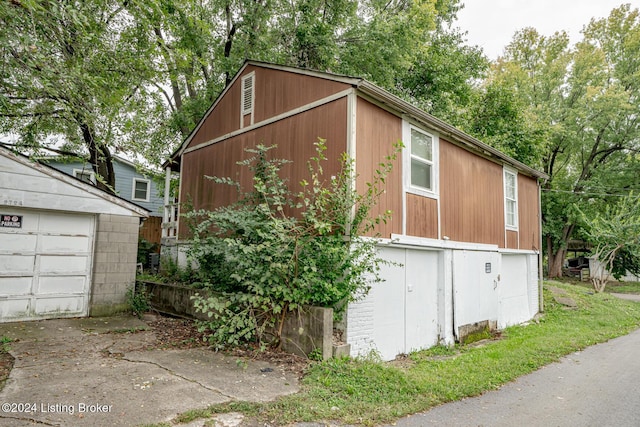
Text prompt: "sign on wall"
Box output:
[[0, 214, 22, 228]]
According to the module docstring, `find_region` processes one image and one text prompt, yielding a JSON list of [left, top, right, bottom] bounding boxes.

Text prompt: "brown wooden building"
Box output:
[[162, 61, 548, 360]]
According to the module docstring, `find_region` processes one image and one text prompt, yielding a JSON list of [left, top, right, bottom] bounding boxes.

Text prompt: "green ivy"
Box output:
[[187, 139, 401, 349]]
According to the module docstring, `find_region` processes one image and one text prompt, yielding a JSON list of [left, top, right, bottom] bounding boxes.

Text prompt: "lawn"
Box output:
[[160, 281, 640, 426]]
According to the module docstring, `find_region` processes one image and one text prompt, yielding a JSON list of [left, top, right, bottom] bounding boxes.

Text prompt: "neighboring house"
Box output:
[[42, 155, 164, 249], [0, 145, 148, 322], [161, 61, 549, 360]]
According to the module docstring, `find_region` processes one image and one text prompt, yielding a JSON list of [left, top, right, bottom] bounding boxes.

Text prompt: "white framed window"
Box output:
[[132, 178, 150, 202], [504, 167, 518, 229], [73, 168, 96, 185], [403, 121, 438, 198], [240, 72, 255, 128]]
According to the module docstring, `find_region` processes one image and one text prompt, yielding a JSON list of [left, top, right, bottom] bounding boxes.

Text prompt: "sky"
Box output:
[[455, 0, 640, 59]]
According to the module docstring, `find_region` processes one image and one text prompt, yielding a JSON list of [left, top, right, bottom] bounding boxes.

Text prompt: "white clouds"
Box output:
[[455, 0, 638, 59]]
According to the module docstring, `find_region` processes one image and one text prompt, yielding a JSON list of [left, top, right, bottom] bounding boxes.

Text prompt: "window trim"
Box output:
[[240, 71, 255, 128], [503, 166, 518, 230], [402, 121, 439, 199], [73, 168, 96, 185], [131, 177, 151, 202]]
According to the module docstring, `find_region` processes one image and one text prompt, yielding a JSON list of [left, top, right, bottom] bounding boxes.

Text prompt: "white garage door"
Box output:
[[0, 208, 94, 322]]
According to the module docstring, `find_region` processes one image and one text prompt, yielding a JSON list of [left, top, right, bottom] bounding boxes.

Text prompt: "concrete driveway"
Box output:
[[0, 316, 299, 426]]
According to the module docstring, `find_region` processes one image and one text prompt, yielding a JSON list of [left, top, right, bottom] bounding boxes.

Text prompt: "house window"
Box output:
[[410, 128, 434, 191], [132, 178, 150, 202], [240, 72, 255, 128], [73, 169, 96, 185], [504, 168, 518, 229]]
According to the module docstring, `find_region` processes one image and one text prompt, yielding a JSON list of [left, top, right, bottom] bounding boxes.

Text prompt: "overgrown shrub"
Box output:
[[126, 284, 150, 318], [187, 139, 400, 349]]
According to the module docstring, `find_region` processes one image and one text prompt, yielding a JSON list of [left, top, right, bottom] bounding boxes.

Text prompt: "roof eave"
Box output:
[[357, 81, 549, 180]]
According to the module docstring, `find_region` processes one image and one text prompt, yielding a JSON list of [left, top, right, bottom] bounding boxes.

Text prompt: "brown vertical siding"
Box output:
[[440, 140, 505, 247], [179, 98, 348, 239], [139, 216, 162, 252], [187, 65, 352, 149], [506, 230, 518, 249], [355, 98, 403, 238], [405, 194, 438, 238], [518, 175, 541, 251]]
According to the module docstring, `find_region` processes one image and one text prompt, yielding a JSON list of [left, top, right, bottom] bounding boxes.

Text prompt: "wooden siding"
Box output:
[[518, 175, 541, 251], [440, 139, 505, 247], [140, 216, 162, 251], [406, 193, 438, 238], [179, 98, 348, 238], [187, 65, 352, 149], [355, 98, 403, 238], [506, 230, 518, 249]]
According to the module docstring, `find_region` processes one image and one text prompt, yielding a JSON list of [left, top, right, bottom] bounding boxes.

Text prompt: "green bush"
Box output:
[[126, 284, 151, 318], [187, 140, 400, 349]]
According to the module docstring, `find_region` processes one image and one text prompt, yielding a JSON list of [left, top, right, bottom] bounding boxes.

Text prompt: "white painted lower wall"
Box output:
[[346, 237, 540, 361]]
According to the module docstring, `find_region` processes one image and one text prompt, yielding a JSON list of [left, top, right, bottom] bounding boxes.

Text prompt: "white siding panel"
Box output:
[[0, 153, 144, 216]]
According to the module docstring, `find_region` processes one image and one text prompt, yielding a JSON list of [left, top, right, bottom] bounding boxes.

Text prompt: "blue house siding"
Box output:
[[43, 158, 164, 217]]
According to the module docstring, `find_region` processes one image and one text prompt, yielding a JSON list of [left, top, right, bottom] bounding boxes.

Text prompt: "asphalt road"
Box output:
[[384, 327, 640, 427]]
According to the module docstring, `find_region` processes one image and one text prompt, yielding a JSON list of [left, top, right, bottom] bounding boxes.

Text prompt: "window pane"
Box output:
[[134, 181, 148, 200], [505, 173, 516, 199], [506, 200, 516, 226], [411, 129, 432, 161], [411, 159, 431, 190]]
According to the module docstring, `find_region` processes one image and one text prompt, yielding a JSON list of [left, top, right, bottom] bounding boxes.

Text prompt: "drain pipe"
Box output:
[[538, 178, 545, 313]]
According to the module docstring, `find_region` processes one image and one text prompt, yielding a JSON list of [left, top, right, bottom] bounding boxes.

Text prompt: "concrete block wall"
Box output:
[[90, 214, 140, 316]]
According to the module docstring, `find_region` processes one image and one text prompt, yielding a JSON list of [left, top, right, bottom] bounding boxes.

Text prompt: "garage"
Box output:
[[0, 208, 94, 321], [0, 145, 148, 322]]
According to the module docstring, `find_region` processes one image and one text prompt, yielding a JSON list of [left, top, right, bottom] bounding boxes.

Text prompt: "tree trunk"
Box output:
[[547, 244, 567, 279], [546, 223, 575, 279], [80, 120, 116, 194]]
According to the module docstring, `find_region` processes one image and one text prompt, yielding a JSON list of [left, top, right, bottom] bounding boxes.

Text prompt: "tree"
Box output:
[[579, 193, 640, 292], [485, 5, 640, 278], [0, 0, 153, 192]]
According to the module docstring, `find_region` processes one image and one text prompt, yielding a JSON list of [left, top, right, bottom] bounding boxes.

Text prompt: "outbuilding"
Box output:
[[0, 145, 148, 322]]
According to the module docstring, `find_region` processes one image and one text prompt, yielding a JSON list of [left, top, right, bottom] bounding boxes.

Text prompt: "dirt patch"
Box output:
[[145, 314, 310, 378], [0, 350, 14, 391]]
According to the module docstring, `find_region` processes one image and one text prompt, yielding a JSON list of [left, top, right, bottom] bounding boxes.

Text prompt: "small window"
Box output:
[[409, 127, 434, 192], [240, 72, 255, 128], [132, 178, 150, 202], [73, 169, 96, 185], [504, 168, 518, 229]]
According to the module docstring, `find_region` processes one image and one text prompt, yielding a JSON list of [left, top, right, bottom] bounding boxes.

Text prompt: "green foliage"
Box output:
[[578, 193, 640, 292], [137, 238, 159, 266], [126, 284, 151, 319], [188, 140, 400, 349]]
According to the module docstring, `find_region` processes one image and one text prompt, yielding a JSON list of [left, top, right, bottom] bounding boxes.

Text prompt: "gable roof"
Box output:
[[165, 60, 548, 180], [0, 144, 149, 217]]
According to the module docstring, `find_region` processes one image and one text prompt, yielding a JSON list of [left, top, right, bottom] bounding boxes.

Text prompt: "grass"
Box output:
[[556, 276, 640, 294], [151, 281, 640, 426]]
